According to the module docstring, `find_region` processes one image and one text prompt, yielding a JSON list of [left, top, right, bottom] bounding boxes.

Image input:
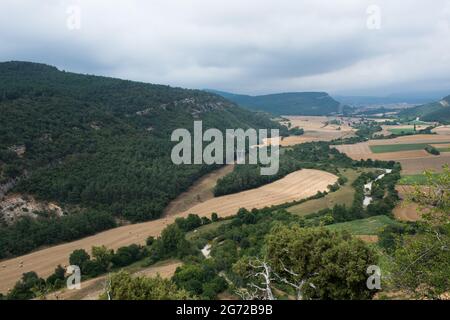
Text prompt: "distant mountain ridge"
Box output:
[[206, 89, 342, 116], [334, 93, 445, 106], [398, 95, 450, 123]]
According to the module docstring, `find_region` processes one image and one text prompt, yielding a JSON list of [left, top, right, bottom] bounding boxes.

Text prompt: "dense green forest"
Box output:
[[0, 210, 116, 258], [0, 61, 287, 257], [207, 90, 343, 116]]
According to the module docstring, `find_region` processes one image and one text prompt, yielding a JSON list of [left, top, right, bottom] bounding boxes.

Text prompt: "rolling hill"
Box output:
[[398, 95, 450, 123], [206, 90, 343, 116], [0, 61, 286, 258]]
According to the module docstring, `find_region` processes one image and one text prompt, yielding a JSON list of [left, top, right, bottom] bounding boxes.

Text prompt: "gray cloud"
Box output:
[[1, 0, 449, 96]]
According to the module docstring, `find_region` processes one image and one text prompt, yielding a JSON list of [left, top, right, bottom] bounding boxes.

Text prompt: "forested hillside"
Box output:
[[207, 90, 342, 116], [398, 95, 450, 122], [0, 61, 284, 225]]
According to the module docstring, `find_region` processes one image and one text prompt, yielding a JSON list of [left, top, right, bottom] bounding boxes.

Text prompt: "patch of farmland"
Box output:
[[333, 135, 450, 172], [370, 143, 435, 153], [163, 164, 234, 216], [333, 143, 430, 161], [432, 125, 450, 135], [287, 168, 370, 216], [398, 174, 439, 185], [334, 144, 372, 159], [278, 116, 357, 145], [370, 150, 431, 160], [285, 116, 350, 131], [181, 169, 338, 217], [384, 125, 430, 135], [393, 186, 422, 222], [367, 134, 450, 144], [399, 155, 450, 174]]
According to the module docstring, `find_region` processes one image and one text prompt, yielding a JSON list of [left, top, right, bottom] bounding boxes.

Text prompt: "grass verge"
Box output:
[[325, 215, 402, 235]]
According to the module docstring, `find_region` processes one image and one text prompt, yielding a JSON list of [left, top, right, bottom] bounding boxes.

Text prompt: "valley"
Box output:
[[0, 62, 448, 301], [2, 0, 450, 304], [0, 167, 336, 293]]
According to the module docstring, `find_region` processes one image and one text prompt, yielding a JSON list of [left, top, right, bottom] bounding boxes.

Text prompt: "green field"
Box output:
[[437, 147, 450, 153], [388, 128, 416, 135], [186, 219, 231, 240], [370, 142, 450, 153], [398, 173, 442, 185], [287, 168, 374, 216], [370, 143, 429, 153], [326, 215, 401, 235]]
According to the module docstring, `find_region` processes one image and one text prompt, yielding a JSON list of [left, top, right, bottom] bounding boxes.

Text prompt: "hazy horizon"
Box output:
[[1, 0, 450, 96]]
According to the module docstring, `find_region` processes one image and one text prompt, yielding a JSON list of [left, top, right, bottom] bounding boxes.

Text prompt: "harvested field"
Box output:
[[334, 143, 431, 161], [285, 116, 355, 132], [303, 130, 355, 141], [334, 143, 372, 159], [276, 116, 357, 145], [287, 168, 371, 216], [43, 259, 181, 300], [431, 143, 450, 149], [333, 135, 450, 174], [393, 186, 422, 222], [393, 201, 421, 222], [180, 169, 338, 217], [163, 164, 234, 216], [433, 125, 450, 135], [0, 169, 336, 294], [399, 155, 450, 174], [370, 150, 430, 160], [0, 220, 173, 294], [134, 260, 182, 278]]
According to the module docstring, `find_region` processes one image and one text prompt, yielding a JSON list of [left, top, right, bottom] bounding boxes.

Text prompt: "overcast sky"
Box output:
[[1, 0, 450, 96]]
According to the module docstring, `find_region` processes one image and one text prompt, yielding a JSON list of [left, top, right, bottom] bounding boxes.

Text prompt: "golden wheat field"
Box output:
[[180, 169, 337, 217]]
